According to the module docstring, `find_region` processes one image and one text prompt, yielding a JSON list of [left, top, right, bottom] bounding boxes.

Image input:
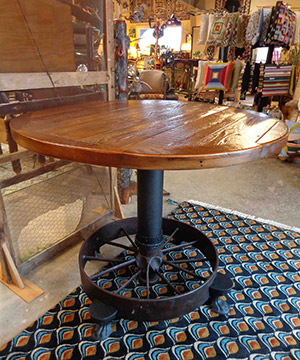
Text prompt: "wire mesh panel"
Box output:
[[1, 157, 111, 266]]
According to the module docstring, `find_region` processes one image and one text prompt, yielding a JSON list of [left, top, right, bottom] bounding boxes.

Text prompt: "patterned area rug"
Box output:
[[1, 201, 300, 360]]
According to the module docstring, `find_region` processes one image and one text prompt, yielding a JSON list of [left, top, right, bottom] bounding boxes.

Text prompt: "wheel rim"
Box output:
[[79, 217, 219, 321]]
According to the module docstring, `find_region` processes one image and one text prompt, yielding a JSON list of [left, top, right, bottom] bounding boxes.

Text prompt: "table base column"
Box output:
[[79, 172, 232, 338]]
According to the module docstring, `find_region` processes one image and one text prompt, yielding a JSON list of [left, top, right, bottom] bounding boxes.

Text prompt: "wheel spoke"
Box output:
[[170, 257, 211, 264], [162, 240, 198, 253], [155, 269, 182, 295], [91, 258, 136, 280], [163, 227, 179, 248], [115, 270, 141, 294], [108, 241, 137, 252], [163, 260, 206, 281], [83, 255, 125, 263], [120, 227, 138, 249]]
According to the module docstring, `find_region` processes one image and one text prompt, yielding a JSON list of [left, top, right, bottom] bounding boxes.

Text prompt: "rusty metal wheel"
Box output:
[[79, 217, 218, 321]]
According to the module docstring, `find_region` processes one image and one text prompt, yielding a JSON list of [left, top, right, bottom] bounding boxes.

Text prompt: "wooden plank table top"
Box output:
[[10, 100, 289, 170]]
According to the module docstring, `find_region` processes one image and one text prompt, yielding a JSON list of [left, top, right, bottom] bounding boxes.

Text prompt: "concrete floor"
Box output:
[[0, 157, 299, 347]]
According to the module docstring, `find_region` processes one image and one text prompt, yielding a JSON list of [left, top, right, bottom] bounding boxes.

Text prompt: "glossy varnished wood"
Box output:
[[11, 101, 288, 170]]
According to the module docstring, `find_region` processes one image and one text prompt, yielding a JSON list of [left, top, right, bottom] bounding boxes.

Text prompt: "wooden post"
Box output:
[[0, 188, 23, 288], [86, 23, 94, 71], [104, 0, 115, 101], [1, 92, 22, 174], [115, 19, 128, 100], [115, 19, 131, 204]]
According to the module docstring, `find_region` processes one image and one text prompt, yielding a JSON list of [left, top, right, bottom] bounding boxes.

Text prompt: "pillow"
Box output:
[[197, 14, 209, 45], [207, 13, 214, 38], [207, 15, 230, 45], [201, 62, 233, 91], [195, 60, 207, 89]]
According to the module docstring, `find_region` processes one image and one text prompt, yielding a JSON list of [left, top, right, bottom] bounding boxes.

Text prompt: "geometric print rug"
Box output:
[[1, 201, 300, 360]]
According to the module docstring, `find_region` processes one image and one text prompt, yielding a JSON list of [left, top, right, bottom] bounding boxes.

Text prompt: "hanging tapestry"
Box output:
[[258, 9, 272, 46], [215, 0, 225, 10], [129, 0, 154, 21], [228, 12, 240, 47], [143, 0, 190, 21], [174, 1, 190, 21], [236, 14, 250, 48], [242, 0, 251, 14], [201, 62, 233, 91], [265, 1, 296, 49], [262, 65, 292, 97]]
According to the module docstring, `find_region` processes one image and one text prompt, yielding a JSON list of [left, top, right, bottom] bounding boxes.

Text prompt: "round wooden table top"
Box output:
[[11, 100, 288, 170]]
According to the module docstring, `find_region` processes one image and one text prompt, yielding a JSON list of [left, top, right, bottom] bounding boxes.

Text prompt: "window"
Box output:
[[139, 26, 182, 54], [252, 47, 282, 63]]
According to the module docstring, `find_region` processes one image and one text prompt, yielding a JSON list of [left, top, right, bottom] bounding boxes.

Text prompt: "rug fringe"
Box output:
[[188, 199, 300, 233]]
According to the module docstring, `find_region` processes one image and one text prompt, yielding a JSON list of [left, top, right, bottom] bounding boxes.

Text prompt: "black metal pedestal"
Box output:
[[79, 170, 231, 338], [136, 170, 164, 251]]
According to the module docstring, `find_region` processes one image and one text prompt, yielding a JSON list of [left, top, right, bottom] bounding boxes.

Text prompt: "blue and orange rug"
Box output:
[[1, 201, 300, 360]]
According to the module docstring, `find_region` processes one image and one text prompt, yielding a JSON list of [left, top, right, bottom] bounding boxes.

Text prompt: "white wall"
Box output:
[[250, 0, 300, 12]]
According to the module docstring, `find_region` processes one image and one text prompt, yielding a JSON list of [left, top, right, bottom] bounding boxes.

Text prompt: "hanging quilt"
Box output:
[[245, 10, 262, 46], [265, 1, 296, 49]]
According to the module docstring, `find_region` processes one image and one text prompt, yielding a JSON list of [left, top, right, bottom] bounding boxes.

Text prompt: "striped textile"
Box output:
[[262, 65, 292, 96]]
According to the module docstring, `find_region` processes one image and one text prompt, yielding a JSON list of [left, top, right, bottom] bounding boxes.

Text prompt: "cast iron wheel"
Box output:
[[79, 217, 218, 321]]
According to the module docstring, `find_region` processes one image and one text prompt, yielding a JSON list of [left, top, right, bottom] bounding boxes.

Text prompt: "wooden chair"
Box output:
[[138, 70, 169, 100]]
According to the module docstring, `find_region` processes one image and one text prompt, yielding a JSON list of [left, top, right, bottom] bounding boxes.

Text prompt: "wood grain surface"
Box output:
[[11, 101, 289, 170], [0, 0, 75, 73]]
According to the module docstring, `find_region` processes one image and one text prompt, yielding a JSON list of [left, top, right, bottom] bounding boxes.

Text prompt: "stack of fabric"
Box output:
[[262, 65, 292, 96]]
